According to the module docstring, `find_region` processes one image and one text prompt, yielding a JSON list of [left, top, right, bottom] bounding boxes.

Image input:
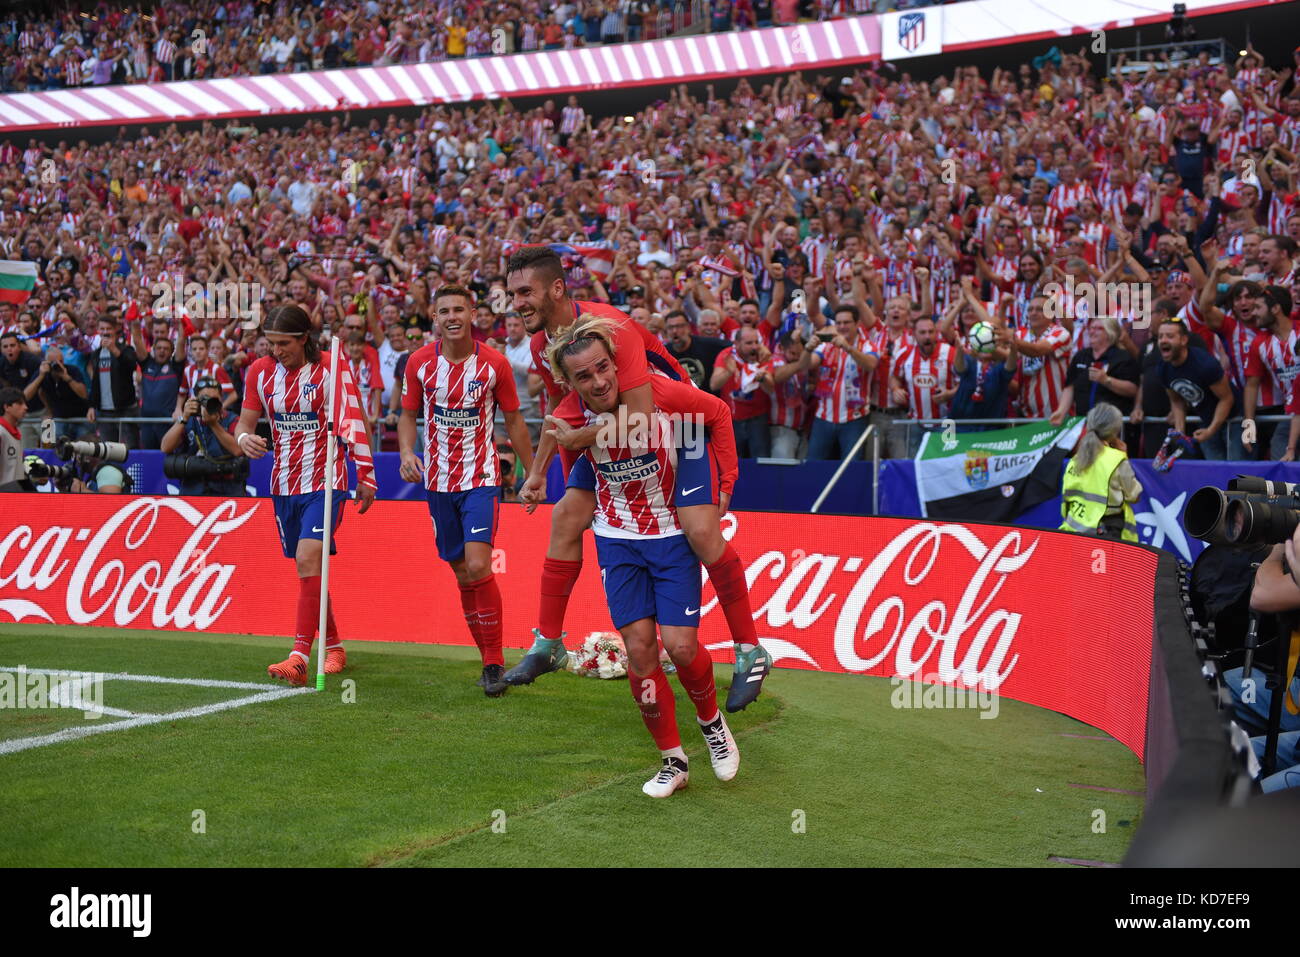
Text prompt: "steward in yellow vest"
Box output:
[[1059, 404, 1142, 542]]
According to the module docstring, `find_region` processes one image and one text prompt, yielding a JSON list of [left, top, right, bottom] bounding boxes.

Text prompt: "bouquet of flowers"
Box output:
[[566, 632, 629, 680]]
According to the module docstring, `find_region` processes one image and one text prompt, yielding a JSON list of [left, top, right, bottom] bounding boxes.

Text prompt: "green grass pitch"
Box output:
[[0, 624, 1144, 867]]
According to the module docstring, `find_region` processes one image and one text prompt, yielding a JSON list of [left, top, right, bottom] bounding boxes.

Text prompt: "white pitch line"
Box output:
[[48, 677, 142, 718], [0, 687, 312, 755], [0, 666, 285, 691]]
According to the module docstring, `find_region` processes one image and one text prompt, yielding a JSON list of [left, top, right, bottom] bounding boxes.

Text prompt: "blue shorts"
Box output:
[[566, 435, 719, 508], [594, 533, 702, 630], [426, 486, 500, 562], [272, 491, 345, 559]]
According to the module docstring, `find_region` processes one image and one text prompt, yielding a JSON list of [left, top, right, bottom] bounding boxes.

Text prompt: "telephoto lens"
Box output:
[[1223, 497, 1300, 546], [203, 396, 223, 417], [57, 437, 130, 463], [1184, 487, 1247, 545]]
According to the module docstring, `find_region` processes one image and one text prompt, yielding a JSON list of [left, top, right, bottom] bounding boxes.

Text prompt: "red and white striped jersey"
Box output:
[[1216, 126, 1252, 165], [866, 324, 914, 409], [564, 377, 738, 540], [402, 341, 519, 493], [987, 254, 1018, 284], [1181, 299, 1233, 372], [878, 257, 918, 301], [895, 342, 957, 420], [800, 236, 829, 278], [560, 105, 585, 134], [1016, 323, 1072, 418], [1025, 224, 1060, 255], [345, 349, 383, 417], [1215, 311, 1259, 394], [1266, 193, 1296, 235], [181, 359, 234, 397], [1245, 327, 1300, 409], [768, 352, 810, 430], [813, 330, 876, 424], [1048, 181, 1096, 218], [242, 353, 375, 495], [580, 410, 682, 539], [154, 36, 176, 64]]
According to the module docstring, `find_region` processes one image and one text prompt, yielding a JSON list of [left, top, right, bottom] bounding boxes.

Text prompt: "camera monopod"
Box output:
[[1261, 615, 1300, 776]]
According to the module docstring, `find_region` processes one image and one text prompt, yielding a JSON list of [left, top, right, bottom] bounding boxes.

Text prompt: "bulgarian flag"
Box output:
[[0, 260, 37, 305]]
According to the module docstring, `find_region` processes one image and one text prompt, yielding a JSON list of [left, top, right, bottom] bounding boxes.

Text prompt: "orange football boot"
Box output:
[[324, 646, 347, 674], [267, 654, 308, 686]]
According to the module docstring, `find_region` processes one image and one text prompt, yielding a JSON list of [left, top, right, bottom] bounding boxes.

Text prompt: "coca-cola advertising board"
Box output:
[[0, 495, 1158, 757]]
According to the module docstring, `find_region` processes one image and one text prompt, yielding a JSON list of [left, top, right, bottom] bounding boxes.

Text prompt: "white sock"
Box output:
[[698, 710, 721, 726], [660, 746, 687, 763], [737, 642, 756, 654], [290, 650, 309, 662]]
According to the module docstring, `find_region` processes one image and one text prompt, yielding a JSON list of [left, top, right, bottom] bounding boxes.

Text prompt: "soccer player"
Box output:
[[398, 285, 535, 695], [234, 305, 377, 686], [546, 314, 741, 797], [505, 247, 771, 712]]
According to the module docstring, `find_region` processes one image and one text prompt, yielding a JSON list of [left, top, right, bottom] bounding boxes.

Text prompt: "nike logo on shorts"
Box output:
[[681, 485, 704, 496], [684, 607, 699, 616], [470, 526, 488, 533], [311, 526, 325, 533]]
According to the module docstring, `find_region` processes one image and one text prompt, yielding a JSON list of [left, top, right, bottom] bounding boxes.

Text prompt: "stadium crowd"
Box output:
[[1, 39, 1299, 474], [0, 0, 934, 92]]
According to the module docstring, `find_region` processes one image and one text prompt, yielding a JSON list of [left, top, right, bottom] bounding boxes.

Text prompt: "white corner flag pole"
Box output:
[[315, 335, 341, 692]]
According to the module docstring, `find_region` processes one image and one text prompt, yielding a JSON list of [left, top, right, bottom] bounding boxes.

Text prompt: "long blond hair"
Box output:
[[546, 313, 620, 385]]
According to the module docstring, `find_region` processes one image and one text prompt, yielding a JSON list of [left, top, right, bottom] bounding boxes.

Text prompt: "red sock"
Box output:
[[674, 641, 719, 722], [538, 557, 582, 641], [324, 598, 341, 650], [628, 666, 679, 751], [470, 574, 504, 667], [458, 581, 485, 657], [293, 576, 321, 659], [705, 545, 758, 647]]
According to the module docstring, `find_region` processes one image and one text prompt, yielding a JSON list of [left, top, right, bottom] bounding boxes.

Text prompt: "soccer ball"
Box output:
[[967, 321, 997, 355]]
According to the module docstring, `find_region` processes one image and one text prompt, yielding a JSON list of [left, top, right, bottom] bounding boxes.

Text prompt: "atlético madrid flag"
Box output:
[[0, 260, 36, 304], [915, 417, 1084, 522]]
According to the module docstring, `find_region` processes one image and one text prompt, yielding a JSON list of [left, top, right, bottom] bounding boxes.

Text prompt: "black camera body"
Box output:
[[25, 459, 79, 486], [1185, 477, 1300, 546]]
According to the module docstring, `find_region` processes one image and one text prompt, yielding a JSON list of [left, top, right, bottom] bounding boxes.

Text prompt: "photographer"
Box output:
[[161, 377, 246, 497], [33, 346, 88, 440], [1226, 535, 1300, 792]]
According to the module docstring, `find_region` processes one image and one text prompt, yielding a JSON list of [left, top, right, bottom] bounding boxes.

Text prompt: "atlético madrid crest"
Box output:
[[899, 12, 925, 53], [964, 451, 990, 490], [466, 378, 486, 401]]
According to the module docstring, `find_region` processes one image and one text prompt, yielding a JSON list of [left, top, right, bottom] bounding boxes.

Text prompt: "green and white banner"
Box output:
[[916, 418, 1085, 522]]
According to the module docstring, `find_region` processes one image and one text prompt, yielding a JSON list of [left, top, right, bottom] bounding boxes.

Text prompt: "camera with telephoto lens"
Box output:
[[202, 395, 223, 417], [1184, 477, 1300, 546], [23, 456, 78, 485], [163, 451, 250, 483], [56, 437, 129, 464], [25, 437, 131, 492]]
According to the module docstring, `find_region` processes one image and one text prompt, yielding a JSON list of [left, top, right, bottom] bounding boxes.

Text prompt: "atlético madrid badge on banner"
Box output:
[[882, 8, 943, 60]]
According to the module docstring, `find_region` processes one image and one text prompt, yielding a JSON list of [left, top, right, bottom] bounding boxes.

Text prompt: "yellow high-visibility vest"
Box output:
[[1059, 445, 1137, 542]]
